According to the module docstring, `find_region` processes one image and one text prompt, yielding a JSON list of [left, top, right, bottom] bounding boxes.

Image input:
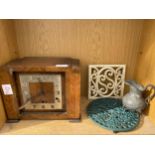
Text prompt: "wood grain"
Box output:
[[2, 19, 155, 129], [1, 97, 155, 135], [0, 96, 6, 128], [135, 20, 155, 125], [14, 19, 144, 96], [0, 57, 81, 120], [0, 67, 19, 120], [0, 20, 18, 128], [0, 20, 18, 65]]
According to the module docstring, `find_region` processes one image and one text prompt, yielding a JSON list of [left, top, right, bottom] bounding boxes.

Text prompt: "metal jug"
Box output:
[[122, 80, 155, 113]]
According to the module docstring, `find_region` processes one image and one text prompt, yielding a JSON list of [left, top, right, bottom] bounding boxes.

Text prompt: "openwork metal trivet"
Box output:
[[87, 98, 140, 132], [88, 65, 126, 99]]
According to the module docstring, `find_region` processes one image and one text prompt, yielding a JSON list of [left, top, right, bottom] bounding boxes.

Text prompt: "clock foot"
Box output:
[[69, 117, 81, 123], [7, 119, 20, 123]]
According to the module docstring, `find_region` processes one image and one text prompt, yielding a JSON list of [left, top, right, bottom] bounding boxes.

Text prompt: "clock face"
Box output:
[[17, 73, 64, 111]]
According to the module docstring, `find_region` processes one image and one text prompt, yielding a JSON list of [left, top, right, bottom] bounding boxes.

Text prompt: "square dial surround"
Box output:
[[18, 73, 63, 111], [29, 82, 55, 103]]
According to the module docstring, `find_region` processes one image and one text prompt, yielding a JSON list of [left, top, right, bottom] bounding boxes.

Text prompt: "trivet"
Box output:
[[87, 98, 140, 132]]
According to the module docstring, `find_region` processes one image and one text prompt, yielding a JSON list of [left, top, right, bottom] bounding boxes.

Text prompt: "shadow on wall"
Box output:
[[136, 20, 155, 124]]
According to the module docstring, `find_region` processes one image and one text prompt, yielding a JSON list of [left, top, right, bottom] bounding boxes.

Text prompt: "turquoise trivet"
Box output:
[[87, 98, 140, 132]]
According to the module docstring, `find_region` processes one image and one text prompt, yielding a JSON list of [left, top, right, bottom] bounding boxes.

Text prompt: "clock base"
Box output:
[[7, 119, 20, 123], [69, 117, 81, 123]]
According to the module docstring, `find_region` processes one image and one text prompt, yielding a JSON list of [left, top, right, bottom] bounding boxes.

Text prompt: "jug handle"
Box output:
[[144, 84, 155, 104]]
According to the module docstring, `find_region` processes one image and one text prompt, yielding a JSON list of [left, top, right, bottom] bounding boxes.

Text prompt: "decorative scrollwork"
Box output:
[[88, 65, 126, 99]]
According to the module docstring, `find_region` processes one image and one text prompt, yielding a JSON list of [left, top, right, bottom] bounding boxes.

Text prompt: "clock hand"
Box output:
[[19, 79, 46, 110], [19, 91, 42, 110], [38, 78, 45, 95]]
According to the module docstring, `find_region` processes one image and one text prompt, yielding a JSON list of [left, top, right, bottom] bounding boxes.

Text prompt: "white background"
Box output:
[[0, 0, 155, 155]]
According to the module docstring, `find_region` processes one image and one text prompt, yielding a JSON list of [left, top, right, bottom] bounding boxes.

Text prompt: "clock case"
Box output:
[[0, 57, 81, 121]]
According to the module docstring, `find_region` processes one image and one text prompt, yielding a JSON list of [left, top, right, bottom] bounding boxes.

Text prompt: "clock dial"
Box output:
[[29, 82, 54, 103], [18, 73, 64, 111]]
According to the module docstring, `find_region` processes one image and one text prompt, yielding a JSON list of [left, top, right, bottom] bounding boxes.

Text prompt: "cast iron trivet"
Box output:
[[87, 98, 140, 133]]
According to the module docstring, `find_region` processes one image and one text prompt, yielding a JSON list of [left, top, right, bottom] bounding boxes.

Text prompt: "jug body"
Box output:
[[122, 90, 146, 113], [122, 80, 155, 113]]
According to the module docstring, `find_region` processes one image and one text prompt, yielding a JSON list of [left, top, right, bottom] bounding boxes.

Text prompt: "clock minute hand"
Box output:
[[19, 79, 45, 110]]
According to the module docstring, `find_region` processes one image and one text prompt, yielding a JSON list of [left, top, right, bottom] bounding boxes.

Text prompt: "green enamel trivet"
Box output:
[[87, 98, 140, 132]]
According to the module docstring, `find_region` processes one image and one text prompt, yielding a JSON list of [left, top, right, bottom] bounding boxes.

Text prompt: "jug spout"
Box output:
[[123, 80, 155, 113]]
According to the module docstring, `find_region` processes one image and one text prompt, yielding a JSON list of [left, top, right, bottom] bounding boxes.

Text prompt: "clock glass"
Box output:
[[16, 73, 65, 112]]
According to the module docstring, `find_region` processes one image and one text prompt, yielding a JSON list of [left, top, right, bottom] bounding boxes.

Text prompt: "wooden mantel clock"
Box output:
[[0, 57, 81, 122]]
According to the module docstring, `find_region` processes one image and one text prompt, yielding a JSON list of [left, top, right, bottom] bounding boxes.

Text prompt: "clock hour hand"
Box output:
[[38, 78, 45, 95]]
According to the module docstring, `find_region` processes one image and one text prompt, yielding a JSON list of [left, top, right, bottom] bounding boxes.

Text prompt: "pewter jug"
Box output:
[[122, 80, 155, 113]]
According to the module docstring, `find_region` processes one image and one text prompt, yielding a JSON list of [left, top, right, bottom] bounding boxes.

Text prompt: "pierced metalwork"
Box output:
[[88, 65, 126, 99], [87, 98, 140, 132]]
